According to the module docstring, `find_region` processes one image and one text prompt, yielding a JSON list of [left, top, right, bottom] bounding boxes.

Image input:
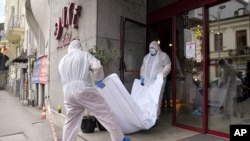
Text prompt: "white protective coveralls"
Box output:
[[140, 41, 171, 117], [218, 59, 237, 118], [58, 40, 125, 141]]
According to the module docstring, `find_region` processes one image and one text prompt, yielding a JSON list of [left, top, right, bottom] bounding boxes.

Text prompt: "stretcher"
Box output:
[[97, 73, 163, 134]]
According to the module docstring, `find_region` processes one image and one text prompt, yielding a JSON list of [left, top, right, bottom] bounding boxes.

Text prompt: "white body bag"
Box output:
[[97, 73, 163, 134]]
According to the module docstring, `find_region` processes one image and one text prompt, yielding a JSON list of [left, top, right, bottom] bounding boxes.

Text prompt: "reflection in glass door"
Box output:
[[207, 0, 250, 135], [175, 7, 204, 130]]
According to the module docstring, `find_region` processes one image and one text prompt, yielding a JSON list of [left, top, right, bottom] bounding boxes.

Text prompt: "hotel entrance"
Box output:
[[147, 0, 250, 139]]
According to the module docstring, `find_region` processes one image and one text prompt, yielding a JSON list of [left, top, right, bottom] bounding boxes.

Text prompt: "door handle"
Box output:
[[123, 62, 127, 72]]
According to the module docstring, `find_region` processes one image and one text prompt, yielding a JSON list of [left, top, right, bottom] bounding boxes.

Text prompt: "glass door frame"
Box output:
[[119, 16, 146, 82], [171, 7, 207, 134], [148, 5, 229, 139], [173, 5, 229, 139], [146, 0, 231, 139]]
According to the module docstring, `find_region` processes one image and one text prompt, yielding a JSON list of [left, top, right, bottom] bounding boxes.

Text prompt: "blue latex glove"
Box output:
[[95, 80, 105, 88], [154, 75, 157, 80], [122, 136, 130, 141], [140, 76, 144, 86]]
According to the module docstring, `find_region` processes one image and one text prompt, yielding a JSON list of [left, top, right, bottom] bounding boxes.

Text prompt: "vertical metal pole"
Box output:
[[217, 10, 221, 60], [217, 5, 226, 60], [216, 11, 221, 77], [217, 5, 226, 77]]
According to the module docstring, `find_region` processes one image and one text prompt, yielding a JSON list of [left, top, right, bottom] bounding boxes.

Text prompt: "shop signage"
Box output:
[[31, 56, 47, 84], [185, 41, 196, 58], [14, 63, 27, 69], [54, 3, 82, 40], [57, 31, 72, 49], [39, 56, 47, 84], [31, 58, 42, 83]]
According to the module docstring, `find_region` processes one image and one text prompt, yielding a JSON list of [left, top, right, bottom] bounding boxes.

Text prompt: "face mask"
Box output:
[[149, 48, 157, 55]]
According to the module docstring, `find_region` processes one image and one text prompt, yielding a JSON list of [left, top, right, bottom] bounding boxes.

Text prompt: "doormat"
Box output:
[[177, 134, 228, 141]]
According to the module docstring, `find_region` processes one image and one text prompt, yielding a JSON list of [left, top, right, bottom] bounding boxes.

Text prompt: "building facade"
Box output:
[[0, 0, 29, 104], [20, 0, 147, 132]]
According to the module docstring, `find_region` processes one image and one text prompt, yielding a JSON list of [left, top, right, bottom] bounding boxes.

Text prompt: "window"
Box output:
[[236, 30, 247, 55], [214, 33, 223, 51]]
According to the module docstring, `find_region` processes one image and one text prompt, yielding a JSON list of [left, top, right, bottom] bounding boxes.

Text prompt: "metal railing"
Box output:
[[209, 47, 250, 60], [7, 14, 25, 29], [0, 30, 6, 41]]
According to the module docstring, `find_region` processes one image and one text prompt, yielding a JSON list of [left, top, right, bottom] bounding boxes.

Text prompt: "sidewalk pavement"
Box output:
[[0, 90, 63, 141], [0, 90, 198, 141]]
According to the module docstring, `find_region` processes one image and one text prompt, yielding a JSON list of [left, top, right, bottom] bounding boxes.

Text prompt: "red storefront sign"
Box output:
[[54, 3, 82, 40]]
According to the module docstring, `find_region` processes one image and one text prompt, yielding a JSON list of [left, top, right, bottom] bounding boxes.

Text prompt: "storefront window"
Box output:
[[208, 0, 250, 134]]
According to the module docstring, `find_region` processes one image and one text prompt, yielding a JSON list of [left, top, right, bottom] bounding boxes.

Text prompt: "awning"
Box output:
[[12, 50, 28, 63]]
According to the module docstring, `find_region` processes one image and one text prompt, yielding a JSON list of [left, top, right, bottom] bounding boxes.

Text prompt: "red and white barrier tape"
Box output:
[[46, 97, 58, 141]]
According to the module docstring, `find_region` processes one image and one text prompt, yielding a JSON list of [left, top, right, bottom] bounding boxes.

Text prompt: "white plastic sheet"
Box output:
[[209, 80, 230, 107], [209, 87, 227, 107], [97, 73, 163, 134]]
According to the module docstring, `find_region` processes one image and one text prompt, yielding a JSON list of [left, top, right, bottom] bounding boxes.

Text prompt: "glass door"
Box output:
[[207, 0, 250, 136], [175, 7, 205, 132], [120, 16, 146, 92]]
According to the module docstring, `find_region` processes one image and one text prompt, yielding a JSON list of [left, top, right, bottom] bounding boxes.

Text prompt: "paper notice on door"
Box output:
[[196, 51, 202, 62], [185, 41, 196, 58]]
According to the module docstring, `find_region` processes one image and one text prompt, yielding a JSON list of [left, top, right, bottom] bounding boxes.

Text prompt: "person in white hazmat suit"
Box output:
[[217, 59, 237, 119], [140, 41, 171, 118], [58, 40, 130, 141]]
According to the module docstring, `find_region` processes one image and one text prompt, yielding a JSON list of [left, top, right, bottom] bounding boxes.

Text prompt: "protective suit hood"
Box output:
[[59, 40, 104, 95], [149, 41, 161, 51], [140, 41, 171, 85], [68, 40, 82, 53]]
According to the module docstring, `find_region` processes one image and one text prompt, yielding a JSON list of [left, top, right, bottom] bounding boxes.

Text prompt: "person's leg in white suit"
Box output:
[[62, 87, 125, 141]]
